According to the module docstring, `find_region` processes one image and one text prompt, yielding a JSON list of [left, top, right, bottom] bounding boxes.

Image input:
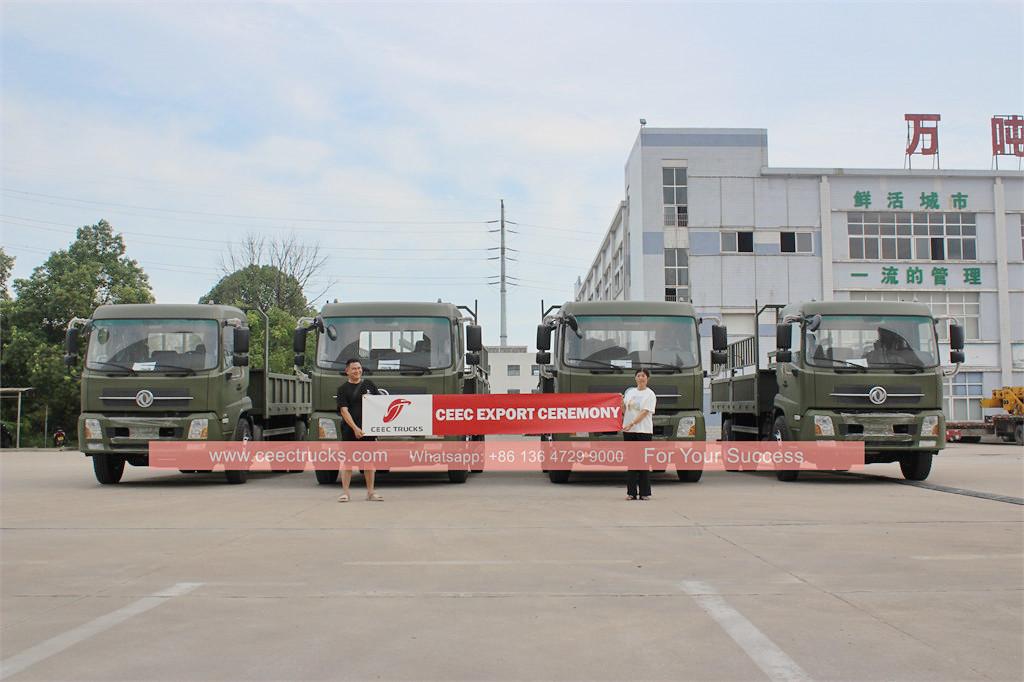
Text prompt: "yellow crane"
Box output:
[[947, 387, 1024, 445]]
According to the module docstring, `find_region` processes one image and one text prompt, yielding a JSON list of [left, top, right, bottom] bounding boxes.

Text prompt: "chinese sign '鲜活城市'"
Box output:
[[852, 191, 968, 210], [856, 266, 982, 286]]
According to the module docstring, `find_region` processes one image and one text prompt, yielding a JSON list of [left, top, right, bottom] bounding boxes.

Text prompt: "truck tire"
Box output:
[[958, 436, 981, 444], [92, 454, 125, 484], [772, 416, 799, 482], [721, 418, 734, 441], [1015, 425, 1023, 445], [677, 468, 702, 483], [900, 452, 933, 481], [315, 469, 339, 485], [287, 420, 308, 473], [225, 419, 251, 484], [447, 469, 469, 484], [548, 470, 571, 484]]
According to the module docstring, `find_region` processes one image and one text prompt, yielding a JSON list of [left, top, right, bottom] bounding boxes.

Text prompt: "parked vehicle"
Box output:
[[535, 300, 727, 484], [710, 301, 965, 481], [947, 386, 1024, 444], [65, 304, 311, 484], [293, 301, 488, 484]]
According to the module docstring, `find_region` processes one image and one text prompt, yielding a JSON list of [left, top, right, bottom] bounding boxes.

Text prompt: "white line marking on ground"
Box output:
[[681, 580, 812, 682], [0, 582, 202, 680]]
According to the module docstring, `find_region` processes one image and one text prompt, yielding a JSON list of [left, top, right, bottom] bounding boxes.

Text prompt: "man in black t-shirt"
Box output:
[[336, 358, 383, 502]]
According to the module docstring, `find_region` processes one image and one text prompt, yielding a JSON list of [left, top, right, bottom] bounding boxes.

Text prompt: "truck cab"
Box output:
[[66, 303, 310, 485], [711, 301, 965, 481], [293, 301, 487, 484], [536, 300, 726, 484]]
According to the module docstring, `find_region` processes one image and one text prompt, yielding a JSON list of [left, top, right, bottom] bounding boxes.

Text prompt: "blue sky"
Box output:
[[2, 1, 1020, 345]]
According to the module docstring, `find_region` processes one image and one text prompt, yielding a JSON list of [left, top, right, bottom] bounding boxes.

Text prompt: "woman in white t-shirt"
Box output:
[[622, 368, 657, 500]]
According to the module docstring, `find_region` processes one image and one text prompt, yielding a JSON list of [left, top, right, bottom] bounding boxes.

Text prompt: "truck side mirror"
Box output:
[[536, 351, 550, 365], [949, 323, 965, 351], [710, 350, 727, 366], [536, 324, 552, 351], [294, 353, 305, 367], [232, 353, 250, 367], [711, 324, 728, 352], [233, 327, 250, 354], [63, 353, 76, 367], [65, 327, 79, 355], [466, 324, 483, 352], [776, 350, 793, 363], [293, 328, 307, 353], [465, 351, 480, 366], [950, 350, 965, 364], [776, 323, 792, 350]]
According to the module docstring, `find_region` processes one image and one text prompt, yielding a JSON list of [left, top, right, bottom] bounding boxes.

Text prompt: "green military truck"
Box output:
[[535, 300, 728, 484], [292, 301, 488, 485], [65, 303, 311, 485], [710, 301, 965, 481]]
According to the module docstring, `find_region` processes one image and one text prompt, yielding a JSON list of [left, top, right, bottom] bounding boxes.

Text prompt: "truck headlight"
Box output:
[[676, 417, 697, 438], [84, 419, 102, 440], [921, 415, 940, 437], [188, 419, 209, 440], [814, 415, 835, 437], [318, 418, 338, 440]]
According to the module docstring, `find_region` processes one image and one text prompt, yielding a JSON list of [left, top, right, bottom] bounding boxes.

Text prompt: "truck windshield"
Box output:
[[805, 315, 939, 369], [563, 315, 700, 369], [317, 316, 453, 370], [86, 319, 220, 371]]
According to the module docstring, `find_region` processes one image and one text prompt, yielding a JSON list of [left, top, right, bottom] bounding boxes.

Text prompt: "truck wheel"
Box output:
[[294, 419, 307, 441], [448, 469, 469, 484], [548, 470, 570, 484], [93, 454, 125, 484], [1015, 425, 1023, 445], [225, 419, 251, 484], [959, 436, 981, 444], [721, 418, 734, 441], [772, 416, 799, 481], [677, 469, 702, 483], [315, 469, 339, 485], [900, 452, 933, 481]]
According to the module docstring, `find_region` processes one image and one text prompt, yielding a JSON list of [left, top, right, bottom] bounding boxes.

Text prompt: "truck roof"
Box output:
[[320, 301, 465, 319], [783, 300, 935, 318], [560, 300, 698, 317], [92, 303, 245, 321]]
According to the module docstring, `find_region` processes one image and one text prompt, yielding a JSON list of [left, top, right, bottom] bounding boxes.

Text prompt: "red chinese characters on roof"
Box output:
[[905, 114, 941, 156], [991, 115, 1024, 158]]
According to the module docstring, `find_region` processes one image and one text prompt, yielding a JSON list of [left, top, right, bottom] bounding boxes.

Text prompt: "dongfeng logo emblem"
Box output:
[[868, 386, 888, 405], [135, 389, 154, 408], [383, 398, 412, 423]]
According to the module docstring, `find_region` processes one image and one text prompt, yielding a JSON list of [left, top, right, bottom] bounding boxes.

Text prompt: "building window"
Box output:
[[781, 231, 813, 254], [531, 365, 541, 376], [946, 372, 984, 421], [662, 167, 688, 227], [507, 389, 521, 394], [507, 365, 520, 376], [849, 291, 981, 341], [847, 212, 976, 261], [721, 231, 753, 253], [664, 248, 689, 302]]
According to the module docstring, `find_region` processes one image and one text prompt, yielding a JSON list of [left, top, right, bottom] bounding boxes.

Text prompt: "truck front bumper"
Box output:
[[78, 412, 225, 456], [799, 410, 945, 452]]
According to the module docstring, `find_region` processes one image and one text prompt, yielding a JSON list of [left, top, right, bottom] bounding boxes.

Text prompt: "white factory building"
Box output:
[[575, 127, 1024, 422]]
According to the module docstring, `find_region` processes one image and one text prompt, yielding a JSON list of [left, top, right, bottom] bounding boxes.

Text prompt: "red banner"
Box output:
[[432, 392, 622, 436]]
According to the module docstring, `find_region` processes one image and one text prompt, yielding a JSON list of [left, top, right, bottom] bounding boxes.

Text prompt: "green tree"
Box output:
[[0, 247, 14, 301], [200, 265, 309, 318], [1, 221, 153, 444], [201, 266, 315, 374]]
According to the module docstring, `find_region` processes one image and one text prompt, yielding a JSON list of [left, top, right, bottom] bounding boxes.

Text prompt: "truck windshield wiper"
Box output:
[[637, 361, 684, 371], [375, 363, 431, 375], [568, 358, 624, 371], [88, 361, 137, 376], [813, 357, 868, 372], [868, 361, 926, 372], [151, 363, 197, 376]]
